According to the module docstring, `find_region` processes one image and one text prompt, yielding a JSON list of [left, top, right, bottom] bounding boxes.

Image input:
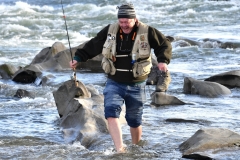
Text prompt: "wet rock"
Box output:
[[53, 80, 128, 147], [179, 128, 240, 159], [12, 41, 77, 84], [53, 80, 91, 118], [12, 41, 104, 85], [14, 89, 35, 99], [204, 70, 240, 89], [165, 118, 198, 123], [183, 77, 231, 97], [151, 91, 187, 105], [173, 37, 240, 49], [12, 65, 42, 84], [41, 74, 55, 86], [31, 47, 52, 65], [172, 40, 192, 48], [31, 42, 67, 64], [53, 80, 108, 146], [174, 37, 200, 47], [51, 42, 67, 56], [202, 38, 240, 49], [182, 153, 212, 160], [86, 84, 100, 96], [31, 40, 103, 72], [0, 64, 18, 79], [220, 41, 240, 49], [60, 98, 108, 146]]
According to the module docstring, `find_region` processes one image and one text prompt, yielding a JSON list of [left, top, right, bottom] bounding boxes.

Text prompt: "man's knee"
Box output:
[[125, 115, 142, 128]]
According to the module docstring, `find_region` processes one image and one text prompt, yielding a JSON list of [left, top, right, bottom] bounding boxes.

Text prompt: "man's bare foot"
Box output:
[[116, 146, 126, 153]]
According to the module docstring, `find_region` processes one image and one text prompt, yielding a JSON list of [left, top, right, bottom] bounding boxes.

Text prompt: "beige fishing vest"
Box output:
[[101, 21, 152, 78]]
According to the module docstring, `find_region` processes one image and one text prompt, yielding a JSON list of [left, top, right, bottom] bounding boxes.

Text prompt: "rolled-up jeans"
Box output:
[[103, 78, 146, 128]]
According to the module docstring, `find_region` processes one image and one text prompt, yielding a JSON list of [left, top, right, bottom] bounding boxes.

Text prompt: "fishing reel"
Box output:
[[71, 71, 77, 80]]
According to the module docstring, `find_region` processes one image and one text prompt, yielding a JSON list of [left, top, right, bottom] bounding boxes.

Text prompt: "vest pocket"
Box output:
[[132, 60, 152, 78], [101, 57, 116, 75], [138, 41, 150, 59], [102, 41, 112, 59]]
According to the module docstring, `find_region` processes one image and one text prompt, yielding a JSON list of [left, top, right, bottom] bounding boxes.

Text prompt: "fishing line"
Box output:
[[60, 0, 78, 86]]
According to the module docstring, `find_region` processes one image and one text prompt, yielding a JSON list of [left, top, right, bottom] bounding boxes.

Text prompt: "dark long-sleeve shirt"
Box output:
[[74, 22, 172, 83]]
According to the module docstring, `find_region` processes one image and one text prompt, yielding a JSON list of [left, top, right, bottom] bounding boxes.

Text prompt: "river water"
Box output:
[[0, 0, 240, 159]]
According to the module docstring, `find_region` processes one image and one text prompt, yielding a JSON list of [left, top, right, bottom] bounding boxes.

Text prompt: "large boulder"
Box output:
[[59, 98, 108, 146], [30, 40, 103, 71], [12, 41, 103, 84], [183, 77, 231, 97], [53, 80, 128, 147], [180, 128, 240, 159], [53, 80, 108, 147], [30, 47, 52, 65], [12, 43, 79, 84], [31, 42, 67, 64], [12, 41, 71, 84], [204, 70, 240, 88], [53, 80, 91, 118]]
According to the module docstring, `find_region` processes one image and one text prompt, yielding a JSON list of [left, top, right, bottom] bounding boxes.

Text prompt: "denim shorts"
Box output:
[[103, 78, 146, 128]]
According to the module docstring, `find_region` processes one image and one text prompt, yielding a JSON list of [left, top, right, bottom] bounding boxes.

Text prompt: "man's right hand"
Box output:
[[69, 60, 78, 69]]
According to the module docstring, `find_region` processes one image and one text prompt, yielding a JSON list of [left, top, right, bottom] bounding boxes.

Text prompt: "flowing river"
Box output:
[[0, 0, 240, 159]]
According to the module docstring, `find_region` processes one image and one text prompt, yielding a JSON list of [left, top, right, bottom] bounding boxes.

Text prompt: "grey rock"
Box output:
[[180, 128, 240, 159], [151, 91, 187, 105], [183, 77, 231, 97], [205, 70, 240, 88], [53, 80, 108, 147], [14, 89, 35, 99], [0, 64, 18, 79]]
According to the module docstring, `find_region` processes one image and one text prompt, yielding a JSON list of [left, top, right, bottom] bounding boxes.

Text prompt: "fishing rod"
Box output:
[[60, 0, 78, 86]]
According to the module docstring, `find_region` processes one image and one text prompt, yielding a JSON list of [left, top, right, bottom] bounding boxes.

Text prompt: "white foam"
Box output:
[[14, 1, 54, 12]]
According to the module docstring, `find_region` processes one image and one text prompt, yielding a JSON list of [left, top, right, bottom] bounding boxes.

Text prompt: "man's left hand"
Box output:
[[158, 63, 168, 72]]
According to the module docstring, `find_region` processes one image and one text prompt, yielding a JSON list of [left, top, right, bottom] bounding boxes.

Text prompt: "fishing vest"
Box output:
[[101, 21, 152, 78]]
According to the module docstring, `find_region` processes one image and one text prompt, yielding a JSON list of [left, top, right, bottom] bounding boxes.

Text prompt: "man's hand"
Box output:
[[158, 63, 168, 72], [69, 60, 78, 69]]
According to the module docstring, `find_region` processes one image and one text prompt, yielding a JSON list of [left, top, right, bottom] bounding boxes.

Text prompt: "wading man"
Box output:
[[69, 3, 172, 152]]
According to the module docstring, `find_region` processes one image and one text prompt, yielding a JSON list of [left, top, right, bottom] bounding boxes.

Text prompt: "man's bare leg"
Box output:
[[130, 125, 142, 144], [107, 117, 125, 152]]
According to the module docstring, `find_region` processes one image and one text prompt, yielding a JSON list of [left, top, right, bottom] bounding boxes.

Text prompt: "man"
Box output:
[[69, 3, 172, 152]]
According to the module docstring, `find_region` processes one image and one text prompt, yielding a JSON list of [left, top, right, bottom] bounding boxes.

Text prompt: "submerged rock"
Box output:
[[172, 37, 240, 49], [165, 118, 198, 123], [14, 89, 35, 99]]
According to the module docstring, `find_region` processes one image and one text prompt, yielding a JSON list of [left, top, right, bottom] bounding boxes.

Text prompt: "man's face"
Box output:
[[118, 18, 136, 34]]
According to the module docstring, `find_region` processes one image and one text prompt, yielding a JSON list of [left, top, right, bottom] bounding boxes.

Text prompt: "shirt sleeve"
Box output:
[[74, 25, 110, 62], [148, 26, 172, 64]]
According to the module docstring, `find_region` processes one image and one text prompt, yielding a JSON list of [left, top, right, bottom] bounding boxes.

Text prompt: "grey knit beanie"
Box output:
[[117, 3, 136, 19]]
